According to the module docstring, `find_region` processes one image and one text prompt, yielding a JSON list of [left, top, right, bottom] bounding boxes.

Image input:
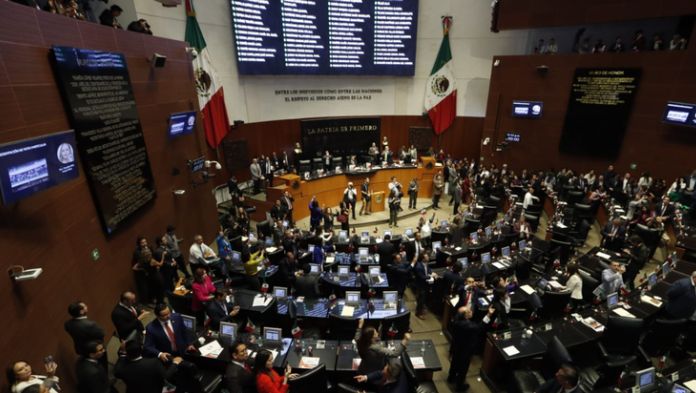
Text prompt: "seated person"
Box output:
[[536, 363, 582, 393], [224, 341, 255, 393], [7, 360, 59, 393], [354, 357, 408, 393], [205, 291, 244, 331], [189, 235, 219, 274]]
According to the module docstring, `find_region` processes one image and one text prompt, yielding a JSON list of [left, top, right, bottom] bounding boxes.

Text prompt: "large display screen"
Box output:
[[51, 46, 156, 236], [230, 0, 419, 75], [663, 102, 696, 127], [168, 111, 197, 138], [0, 130, 79, 205]]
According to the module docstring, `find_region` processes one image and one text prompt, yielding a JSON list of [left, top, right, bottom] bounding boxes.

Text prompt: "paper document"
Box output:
[[581, 317, 605, 332], [266, 246, 278, 253], [410, 356, 426, 369], [596, 252, 611, 260], [683, 380, 696, 391], [199, 340, 223, 358], [450, 295, 460, 307], [520, 285, 535, 295], [548, 281, 564, 290], [299, 357, 320, 369], [252, 294, 273, 307], [503, 346, 520, 356], [341, 305, 355, 317], [612, 308, 636, 318], [326, 256, 335, 263], [492, 262, 506, 269], [640, 295, 663, 308]]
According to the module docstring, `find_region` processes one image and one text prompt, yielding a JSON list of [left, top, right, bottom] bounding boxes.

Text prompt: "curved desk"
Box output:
[[267, 164, 438, 221]]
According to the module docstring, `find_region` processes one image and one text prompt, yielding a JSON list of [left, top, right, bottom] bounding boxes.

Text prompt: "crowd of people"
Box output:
[[8, 0, 154, 34], [533, 28, 690, 55]]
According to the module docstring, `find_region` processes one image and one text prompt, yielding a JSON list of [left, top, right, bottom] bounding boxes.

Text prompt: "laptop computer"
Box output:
[[383, 291, 398, 309], [368, 266, 382, 284], [274, 286, 287, 299], [358, 247, 369, 263], [262, 327, 283, 349], [361, 231, 370, 244], [338, 230, 348, 242], [481, 252, 491, 265], [219, 322, 237, 345], [662, 261, 671, 278], [518, 239, 527, 251], [458, 257, 469, 269], [470, 232, 479, 243], [671, 384, 689, 393], [338, 265, 350, 278], [181, 314, 197, 342], [537, 278, 549, 290], [635, 367, 656, 393], [606, 292, 620, 310], [309, 263, 321, 274], [501, 246, 511, 258], [264, 237, 274, 247], [485, 227, 492, 238], [647, 272, 657, 288], [346, 291, 361, 306], [432, 241, 442, 252]]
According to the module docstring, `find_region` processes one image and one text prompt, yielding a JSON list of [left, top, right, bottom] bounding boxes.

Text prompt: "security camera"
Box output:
[[204, 160, 222, 170]]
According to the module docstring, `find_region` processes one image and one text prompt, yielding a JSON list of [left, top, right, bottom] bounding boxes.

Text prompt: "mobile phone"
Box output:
[[44, 355, 54, 364]]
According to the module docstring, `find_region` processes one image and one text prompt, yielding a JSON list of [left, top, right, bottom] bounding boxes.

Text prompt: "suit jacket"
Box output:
[[413, 261, 430, 289], [143, 314, 189, 357], [376, 241, 395, 268], [64, 318, 105, 356], [111, 303, 144, 340], [450, 315, 482, 355], [666, 277, 696, 319], [294, 274, 321, 298], [75, 357, 110, 393], [224, 362, 255, 393], [206, 300, 237, 331], [536, 379, 582, 393], [453, 186, 463, 203], [114, 356, 173, 393], [249, 163, 262, 180]]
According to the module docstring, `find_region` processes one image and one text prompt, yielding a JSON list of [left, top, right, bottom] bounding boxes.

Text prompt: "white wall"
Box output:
[[135, 0, 530, 123]]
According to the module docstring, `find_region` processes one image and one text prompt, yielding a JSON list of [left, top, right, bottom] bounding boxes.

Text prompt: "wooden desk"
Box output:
[[371, 191, 385, 212]]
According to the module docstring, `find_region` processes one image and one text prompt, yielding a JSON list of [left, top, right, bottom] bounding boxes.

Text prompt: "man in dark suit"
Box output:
[[65, 301, 106, 358], [665, 272, 696, 319], [115, 340, 180, 393], [536, 364, 582, 393], [111, 291, 148, 340], [447, 307, 483, 392], [224, 341, 255, 393], [376, 234, 395, 269], [281, 191, 295, 225], [655, 196, 675, 224], [601, 218, 625, 251], [75, 341, 111, 393], [413, 254, 436, 319], [144, 304, 195, 362], [294, 265, 321, 298], [206, 291, 243, 331]]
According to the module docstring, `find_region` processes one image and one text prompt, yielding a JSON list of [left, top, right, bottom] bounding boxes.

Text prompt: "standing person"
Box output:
[[224, 341, 255, 393], [281, 191, 294, 225], [388, 185, 401, 228], [665, 272, 696, 319], [600, 261, 625, 299], [309, 196, 323, 233], [414, 254, 437, 319], [564, 263, 583, 310], [359, 177, 371, 215], [355, 319, 411, 374], [408, 178, 418, 209], [75, 340, 110, 393], [452, 181, 463, 215], [64, 301, 106, 360], [191, 267, 216, 324], [111, 291, 148, 341], [132, 236, 150, 303], [115, 341, 180, 393], [253, 350, 297, 393], [249, 158, 264, 194], [141, 247, 165, 305], [432, 172, 444, 209], [165, 225, 190, 279], [343, 182, 358, 220], [262, 155, 274, 188], [447, 307, 482, 392]]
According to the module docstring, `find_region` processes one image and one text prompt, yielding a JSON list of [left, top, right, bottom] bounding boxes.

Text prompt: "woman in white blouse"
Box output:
[[564, 262, 583, 310], [7, 360, 59, 393]]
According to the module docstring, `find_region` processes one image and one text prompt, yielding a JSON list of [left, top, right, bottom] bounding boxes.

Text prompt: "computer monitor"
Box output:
[[635, 367, 656, 393], [358, 247, 369, 257], [518, 239, 527, 251], [501, 246, 511, 257], [383, 291, 397, 306], [457, 257, 468, 269], [265, 237, 274, 247], [274, 286, 287, 299], [308, 244, 315, 253], [263, 327, 282, 343], [662, 261, 671, 278], [537, 278, 549, 289], [485, 227, 492, 238], [470, 232, 479, 243], [671, 384, 688, 393], [248, 232, 256, 242], [309, 263, 321, 274], [181, 314, 196, 342], [647, 272, 657, 287], [404, 228, 413, 237], [346, 291, 360, 305], [338, 265, 350, 276], [369, 266, 380, 276], [432, 241, 442, 251], [338, 230, 348, 241], [361, 231, 369, 238], [231, 250, 242, 263], [606, 292, 619, 309], [383, 230, 392, 238], [219, 322, 237, 341], [481, 252, 491, 264]]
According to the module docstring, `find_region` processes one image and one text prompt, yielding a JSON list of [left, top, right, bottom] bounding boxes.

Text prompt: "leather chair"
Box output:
[[463, 218, 481, 236], [595, 316, 649, 388], [401, 352, 438, 393], [288, 364, 330, 391], [549, 238, 572, 264], [329, 314, 360, 341], [540, 291, 571, 319], [513, 336, 572, 393], [578, 270, 599, 304], [634, 224, 661, 258], [641, 318, 687, 358], [338, 382, 375, 393], [523, 213, 540, 233], [573, 203, 594, 223]]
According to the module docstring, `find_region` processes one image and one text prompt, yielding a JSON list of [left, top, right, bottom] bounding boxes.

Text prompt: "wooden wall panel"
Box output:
[[482, 47, 696, 180], [0, 3, 218, 391]]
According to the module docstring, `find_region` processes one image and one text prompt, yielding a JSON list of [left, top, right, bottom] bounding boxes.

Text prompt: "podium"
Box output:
[[420, 156, 436, 170], [371, 191, 385, 212]]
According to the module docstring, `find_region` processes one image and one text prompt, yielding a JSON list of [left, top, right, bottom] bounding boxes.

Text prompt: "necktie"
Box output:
[[465, 291, 472, 306], [130, 307, 137, 317], [164, 321, 178, 352], [200, 244, 204, 257]]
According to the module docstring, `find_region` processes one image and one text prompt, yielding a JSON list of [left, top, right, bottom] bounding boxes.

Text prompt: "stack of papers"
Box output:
[[410, 356, 426, 369], [548, 281, 564, 290], [640, 295, 663, 308], [199, 340, 223, 358], [326, 256, 335, 263], [683, 380, 696, 391], [299, 357, 320, 369], [612, 308, 636, 318], [581, 317, 605, 332], [520, 285, 535, 295], [492, 262, 507, 269], [596, 251, 611, 260], [266, 246, 278, 253], [502, 346, 520, 356], [341, 305, 355, 317], [449, 295, 460, 307], [252, 294, 273, 307]]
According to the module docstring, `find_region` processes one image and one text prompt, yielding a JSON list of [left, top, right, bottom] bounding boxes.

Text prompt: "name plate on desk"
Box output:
[[502, 331, 512, 340]]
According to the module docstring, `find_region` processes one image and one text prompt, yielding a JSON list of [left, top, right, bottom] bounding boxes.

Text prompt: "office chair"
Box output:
[[489, 194, 502, 210], [549, 238, 572, 264], [401, 352, 438, 393], [566, 190, 585, 205], [337, 383, 375, 393], [540, 291, 571, 319], [573, 203, 594, 223], [513, 336, 572, 393], [169, 361, 222, 393], [634, 224, 660, 258], [288, 364, 330, 391], [641, 318, 687, 358], [329, 314, 360, 341], [578, 270, 598, 304], [463, 218, 481, 236], [380, 311, 411, 340], [524, 213, 540, 233], [594, 316, 649, 388]]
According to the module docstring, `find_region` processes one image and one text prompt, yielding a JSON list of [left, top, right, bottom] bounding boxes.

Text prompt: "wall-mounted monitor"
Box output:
[[168, 111, 197, 138], [0, 130, 79, 205], [512, 100, 543, 118], [663, 101, 696, 127]]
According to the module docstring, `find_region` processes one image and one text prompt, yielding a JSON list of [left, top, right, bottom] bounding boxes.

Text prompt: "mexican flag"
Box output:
[[185, 0, 230, 148], [424, 17, 456, 135]]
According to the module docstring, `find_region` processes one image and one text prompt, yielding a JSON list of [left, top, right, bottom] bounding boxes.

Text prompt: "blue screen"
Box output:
[[230, 0, 419, 75], [168, 111, 197, 138], [0, 131, 79, 205], [663, 101, 696, 127], [512, 101, 543, 118]]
